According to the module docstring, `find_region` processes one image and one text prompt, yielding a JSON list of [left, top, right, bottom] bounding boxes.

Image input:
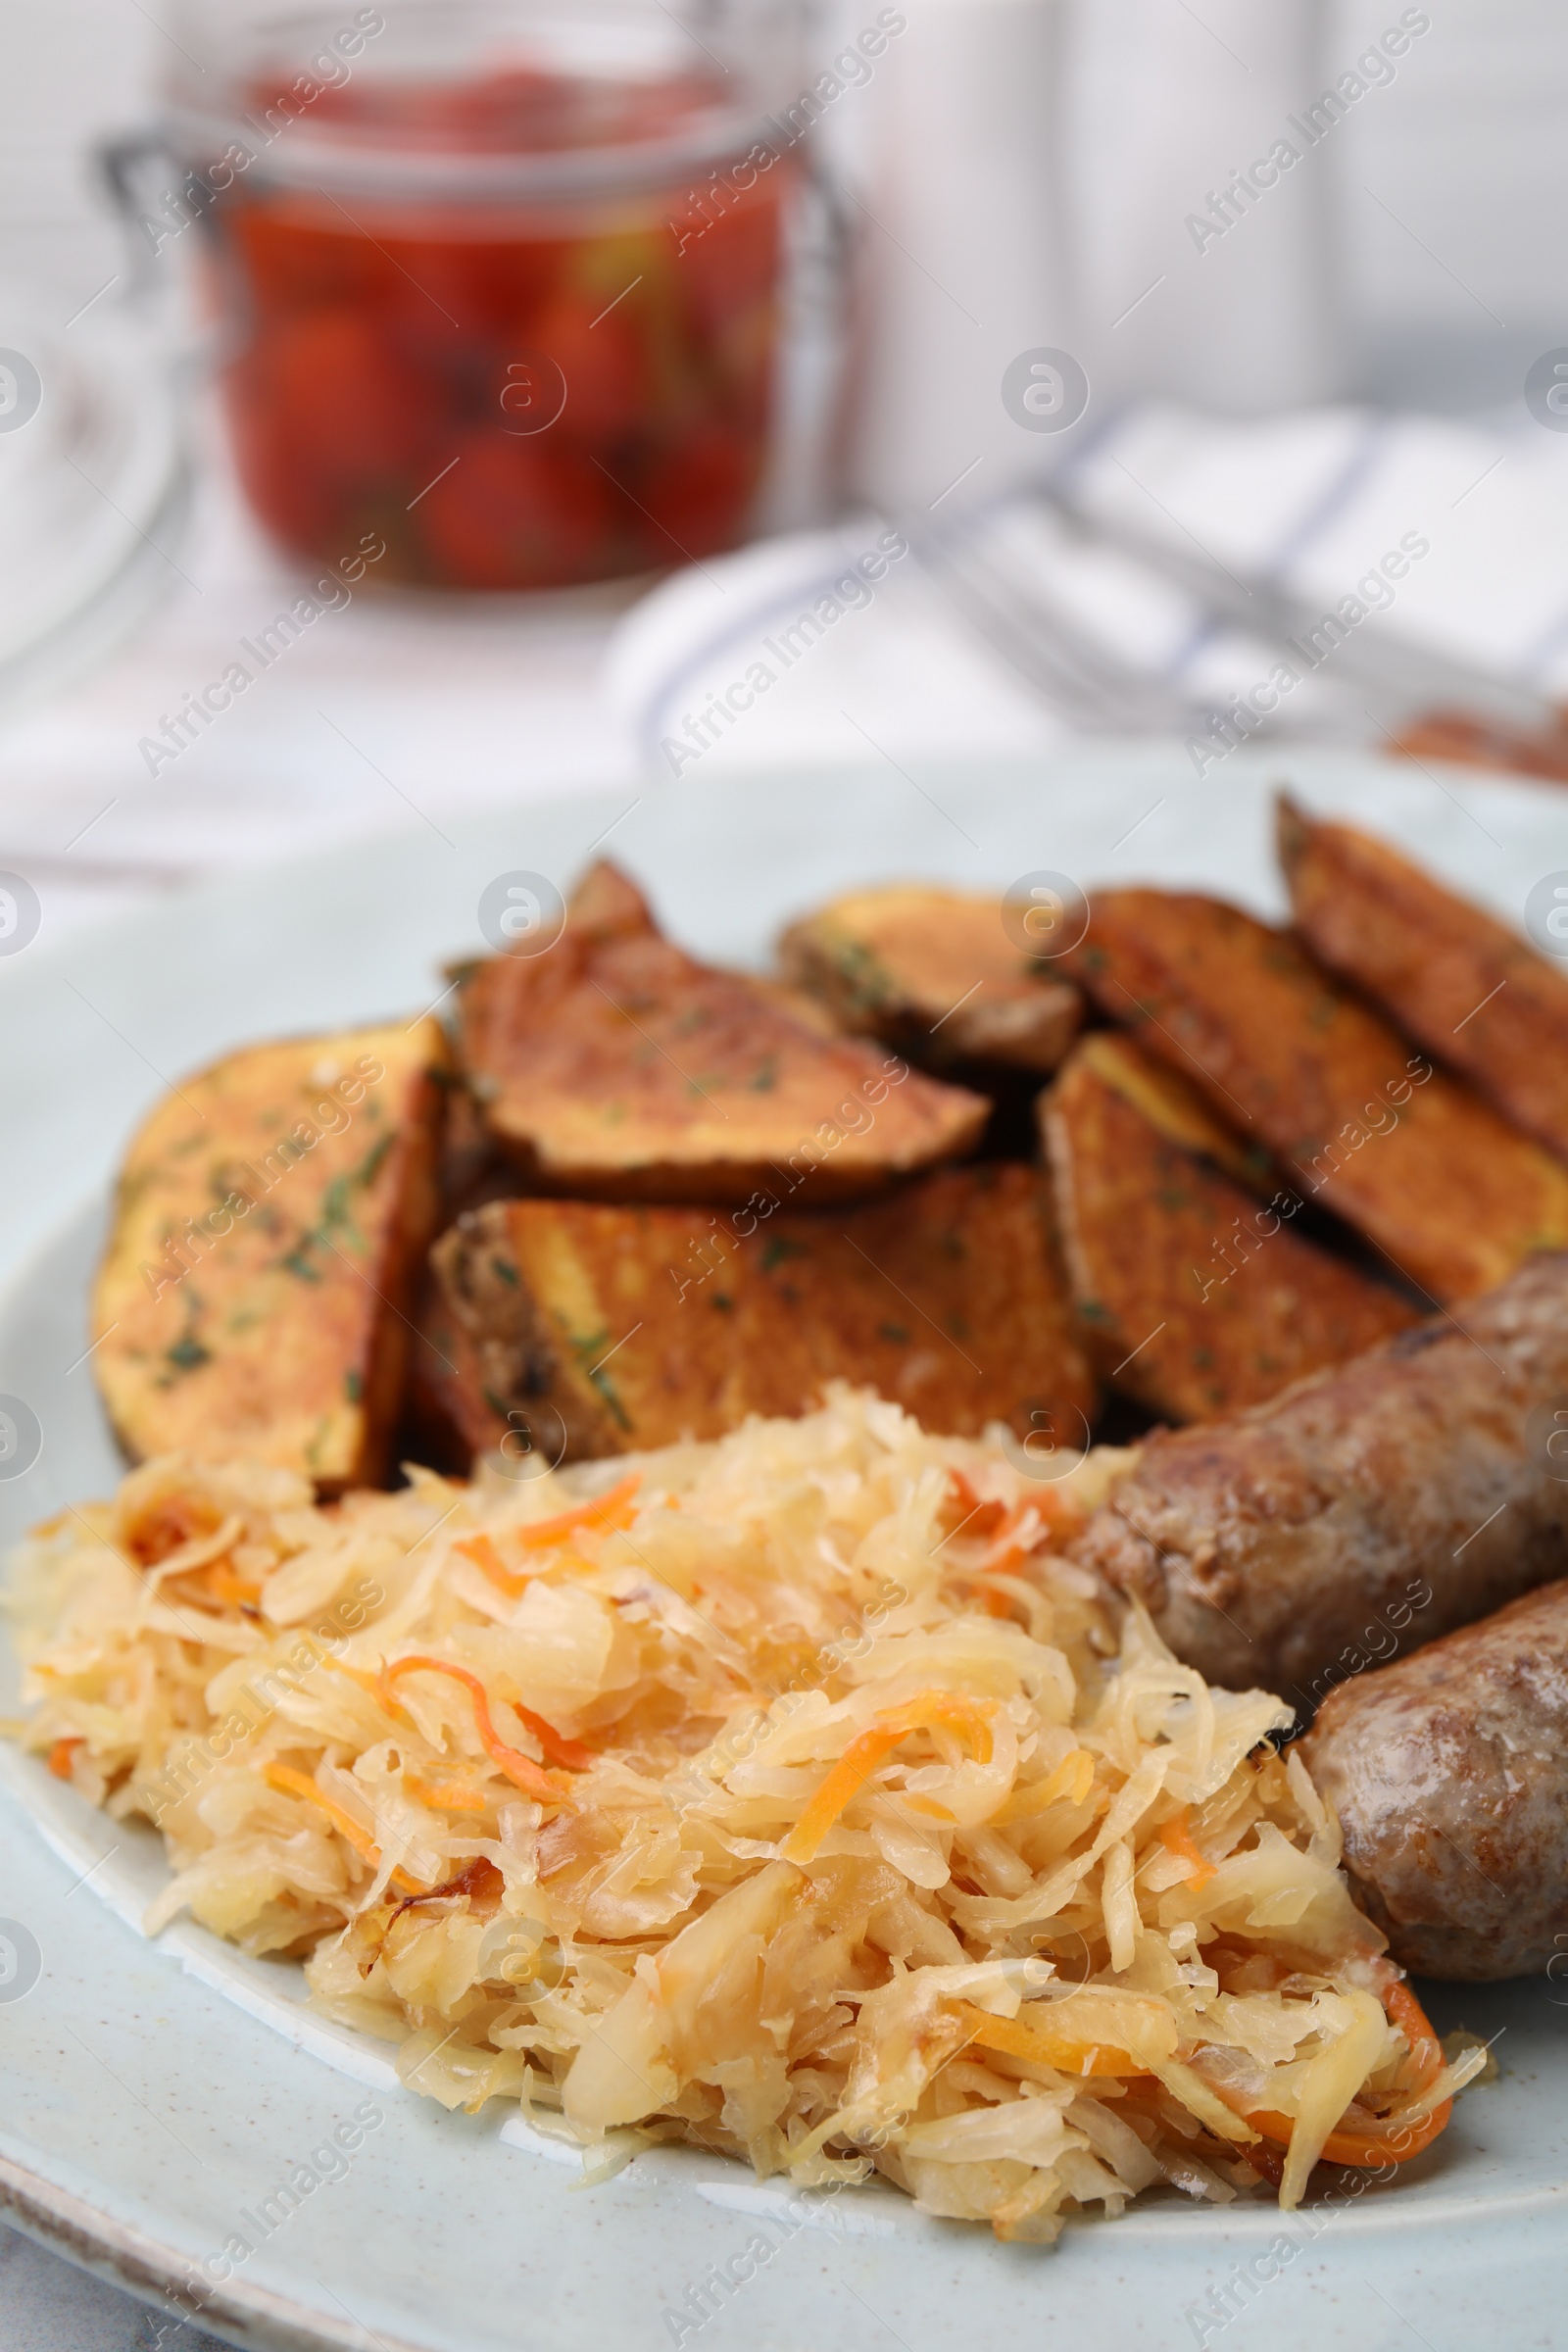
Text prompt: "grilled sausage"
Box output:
[[1072, 1253, 1568, 1701], [1300, 1580, 1568, 1978]]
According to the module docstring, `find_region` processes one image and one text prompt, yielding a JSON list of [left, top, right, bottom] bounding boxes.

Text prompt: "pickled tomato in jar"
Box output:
[[197, 48, 794, 589]]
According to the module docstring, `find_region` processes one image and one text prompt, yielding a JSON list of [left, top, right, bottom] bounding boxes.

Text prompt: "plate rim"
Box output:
[[3, 745, 1564, 2346], [0, 2144, 387, 2352]]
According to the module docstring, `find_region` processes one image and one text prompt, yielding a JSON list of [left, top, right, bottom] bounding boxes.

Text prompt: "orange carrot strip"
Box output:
[[960, 2003, 1144, 2080], [1032, 1485, 1088, 1539], [901, 1793, 956, 1822], [946, 1472, 1007, 1539], [263, 1761, 423, 1893], [983, 1506, 1040, 1576], [47, 1737, 82, 1781], [454, 1532, 530, 1597], [996, 1747, 1096, 1823], [512, 1704, 591, 1772], [782, 1726, 902, 1862], [1245, 2102, 1449, 2170], [321, 1655, 393, 1708], [514, 1472, 641, 1549], [1158, 1806, 1216, 1889], [1330, 2101, 1452, 2167], [380, 1656, 572, 1807], [206, 1562, 262, 1606], [782, 1690, 994, 1864], [981, 1496, 1080, 1578], [403, 1775, 491, 1814], [1236, 1981, 1455, 2171], [1385, 1977, 1445, 2092], [884, 1690, 995, 1759], [454, 1534, 598, 1605]]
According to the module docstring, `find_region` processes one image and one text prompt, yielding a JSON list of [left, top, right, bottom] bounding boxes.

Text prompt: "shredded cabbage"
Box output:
[[6, 1387, 1470, 2235]]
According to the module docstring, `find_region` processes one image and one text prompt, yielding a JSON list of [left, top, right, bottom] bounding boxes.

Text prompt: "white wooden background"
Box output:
[[3, 0, 1565, 401]]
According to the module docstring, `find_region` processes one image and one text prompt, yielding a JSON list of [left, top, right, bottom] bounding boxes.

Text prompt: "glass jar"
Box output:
[[130, 1, 813, 591]]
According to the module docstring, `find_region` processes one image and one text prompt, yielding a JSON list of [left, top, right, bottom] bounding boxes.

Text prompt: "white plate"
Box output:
[[0, 748, 1564, 2352], [0, 294, 190, 713]]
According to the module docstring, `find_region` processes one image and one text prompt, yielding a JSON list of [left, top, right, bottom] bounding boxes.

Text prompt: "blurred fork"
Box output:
[[908, 485, 1557, 745], [1036, 480, 1553, 735], [905, 501, 1207, 734]]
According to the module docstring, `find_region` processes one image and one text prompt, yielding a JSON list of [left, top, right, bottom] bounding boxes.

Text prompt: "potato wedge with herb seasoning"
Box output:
[[1279, 795, 1568, 1165], [92, 1021, 447, 1492], [430, 1164, 1096, 1461], [1069, 1030, 1277, 1196], [458, 862, 988, 1203], [778, 884, 1082, 1074], [1059, 891, 1568, 1302], [1043, 1040, 1416, 1423]]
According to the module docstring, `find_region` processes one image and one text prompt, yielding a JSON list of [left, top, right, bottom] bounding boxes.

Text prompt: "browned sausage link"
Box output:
[[1300, 1579, 1568, 1980], [1071, 1253, 1568, 1703]]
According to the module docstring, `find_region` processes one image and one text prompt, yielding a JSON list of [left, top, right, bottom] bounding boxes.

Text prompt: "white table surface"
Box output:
[[0, 393, 652, 942], [0, 2223, 228, 2351]]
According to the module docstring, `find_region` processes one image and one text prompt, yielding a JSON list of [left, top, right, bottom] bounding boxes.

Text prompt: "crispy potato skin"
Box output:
[[1043, 1045, 1415, 1423], [432, 1164, 1097, 1459], [1280, 796, 1568, 1164], [460, 895, 987, 1205], [401, 1261, 493, 1476], [566, 859, 658, 940], [92, 1022, 447, 1493], [435, 1076, 518, 1224], [1071, 1032, 1276, 1196], [780, 886, 1082, 1074], [1060, 889, 1568, 1301], [1073, 1253, 1568, 1698], [1301, 1580, 1568, 1979]]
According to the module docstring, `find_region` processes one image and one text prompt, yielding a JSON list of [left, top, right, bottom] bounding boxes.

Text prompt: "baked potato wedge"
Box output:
[[431, 1163, 1096, 1460], [1060, 890, 1568, 1302], [93, 1021, 447, 1492], [458, 862, 988, 1203], [1043, 1040, 1416, 1423], [435, 1073, 520, 1224], [1279, 795, 1568, 1165], [401, 1260, 492, 1477], [779, 884, 1082, 1074], [1069, 1031, 1275, 1196], [1391, 705, 1568, 786]]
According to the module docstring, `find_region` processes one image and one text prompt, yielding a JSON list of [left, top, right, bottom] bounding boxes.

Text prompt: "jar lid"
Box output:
[[161, 0, 806, 201], [0, 295, 186, 708]]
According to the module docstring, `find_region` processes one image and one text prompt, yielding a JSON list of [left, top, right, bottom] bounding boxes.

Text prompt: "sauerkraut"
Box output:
[[6, 1389, 1483, 2234]]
